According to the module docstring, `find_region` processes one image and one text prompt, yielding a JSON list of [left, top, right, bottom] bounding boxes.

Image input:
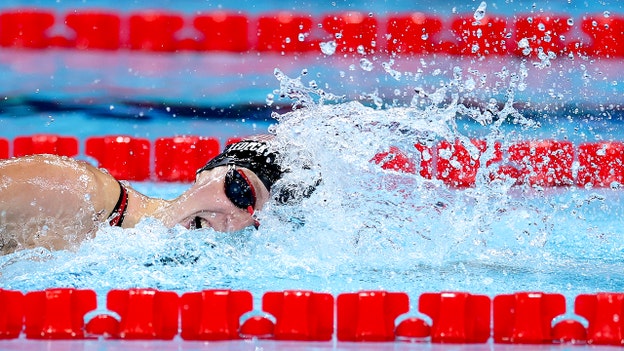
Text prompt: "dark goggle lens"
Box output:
[[225, 168, 256, 210]]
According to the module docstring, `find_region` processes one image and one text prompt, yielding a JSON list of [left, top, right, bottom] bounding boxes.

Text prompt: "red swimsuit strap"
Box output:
[[108, 181, 129, 227]]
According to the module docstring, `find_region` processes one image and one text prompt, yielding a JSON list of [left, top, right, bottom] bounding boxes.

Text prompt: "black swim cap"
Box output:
[[197, 140, 282, 192], [198, 139, 321, 204]]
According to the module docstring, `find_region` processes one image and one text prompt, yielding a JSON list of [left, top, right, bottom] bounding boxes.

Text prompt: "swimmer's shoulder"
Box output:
[[1, 154, 121, 214]]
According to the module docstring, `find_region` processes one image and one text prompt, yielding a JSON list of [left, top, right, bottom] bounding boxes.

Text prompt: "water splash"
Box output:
[[2, 66, 624, 300]]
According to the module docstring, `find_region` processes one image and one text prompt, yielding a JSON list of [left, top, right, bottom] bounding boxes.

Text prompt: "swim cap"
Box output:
[[198, 139, 321, 204], [197, 139, 282, 192]]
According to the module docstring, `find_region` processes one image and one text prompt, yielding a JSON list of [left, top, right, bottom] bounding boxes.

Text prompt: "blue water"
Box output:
[[1, 0, 624, 319], [2, 74, 624, 306]]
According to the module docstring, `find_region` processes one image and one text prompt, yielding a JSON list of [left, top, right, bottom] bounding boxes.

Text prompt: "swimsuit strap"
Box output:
[[108, 181, 129, 227]]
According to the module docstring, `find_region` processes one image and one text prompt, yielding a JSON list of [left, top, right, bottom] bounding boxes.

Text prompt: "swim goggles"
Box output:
[[225, 165, 260, 229]]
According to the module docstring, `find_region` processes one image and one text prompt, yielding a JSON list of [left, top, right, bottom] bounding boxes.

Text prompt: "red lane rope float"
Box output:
[[0, 138, 8, 159], [84, 136, 151, 181], [3, 288, 624, 344], [3, 134, 624, 188], [0, 9, 623, 57]]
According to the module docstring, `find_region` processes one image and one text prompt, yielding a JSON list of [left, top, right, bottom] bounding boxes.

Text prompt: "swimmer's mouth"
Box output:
[[190, 216, 209, 230]]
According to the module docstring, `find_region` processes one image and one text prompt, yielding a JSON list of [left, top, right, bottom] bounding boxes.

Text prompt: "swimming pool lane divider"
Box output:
[[0, 9, 623, 58], [1, 134, 624, 189], [1, 288, 623, 344]]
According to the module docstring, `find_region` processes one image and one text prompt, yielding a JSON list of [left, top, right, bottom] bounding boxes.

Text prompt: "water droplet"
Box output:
[[538, 23, 546, 31], [518, 38, 530, 48], [471, 44, 480, 53], [518, 82, 527, 91], [298, 33, 305, 42], [285, 37, 291, 44], [359, 58, 374, 71], [473, 1, 487, 21], [421, 33, 429, 40], [604, 11, 611, 18], [266, 93, 274, 106], [319, 41, 337, 55], [357, 45, 366, 55]]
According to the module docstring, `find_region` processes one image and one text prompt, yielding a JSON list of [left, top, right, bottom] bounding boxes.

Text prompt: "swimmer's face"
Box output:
[[171, 166, 269, 232]]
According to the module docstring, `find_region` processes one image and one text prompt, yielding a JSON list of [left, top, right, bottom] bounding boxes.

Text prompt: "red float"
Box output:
[[577, 142, 624, 188], [23, 288, 97, 339], [194, 12, 250, 52], [105, 288, 179, 339], [450, 14, 509, 56], [493, 292, 566, 343], [85, 135, 151, 181], [154, 136, 220, 182], [436, 139, 501, 187], [64, 11, 121, 50], [263, 290, 334, 341], [0, 138, 9, 159], [371, 146, 418, 174], [256, 12, 318, 53], [128, 11, 185, 52], [0, 10, 54, 48], [13, 134, 79, 158], [419, 292, 491, 343], [0, 289, 24, 339], [506, 140, 574, 186], [386, 13, 443, 54], [337, 291, 409, 341], [512, 14, 573, 58], [322, 12, 378, 54], [180, 289, 253, 340], [575, 293, 624, 345]]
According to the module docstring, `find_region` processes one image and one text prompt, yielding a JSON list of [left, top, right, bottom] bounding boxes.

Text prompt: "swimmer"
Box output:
[[0, 137, 284, 255]]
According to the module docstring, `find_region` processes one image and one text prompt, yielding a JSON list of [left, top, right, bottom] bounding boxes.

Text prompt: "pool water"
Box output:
[[2, 69, 624, 302]]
